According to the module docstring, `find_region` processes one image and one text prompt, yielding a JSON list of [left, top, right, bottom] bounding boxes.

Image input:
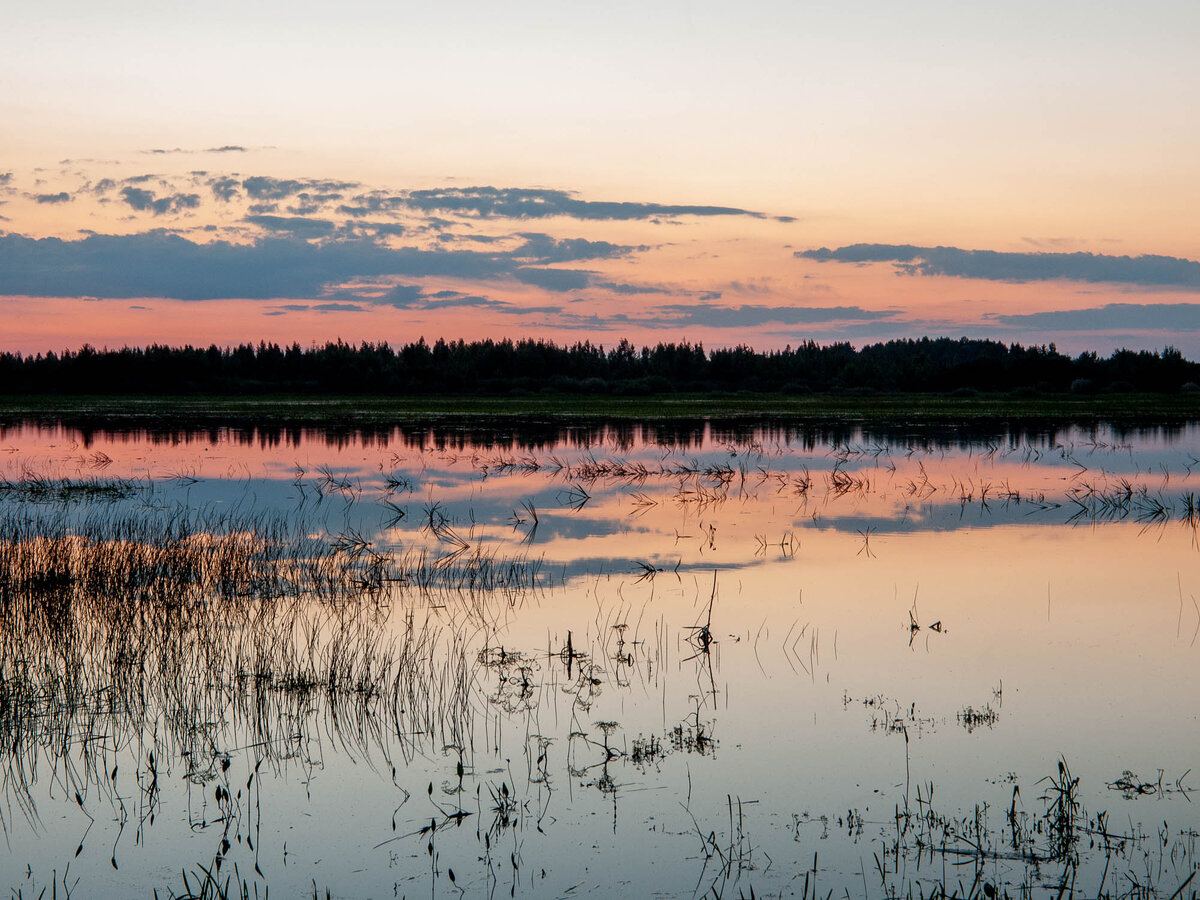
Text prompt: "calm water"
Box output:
[[1, 419, 1199, 898]]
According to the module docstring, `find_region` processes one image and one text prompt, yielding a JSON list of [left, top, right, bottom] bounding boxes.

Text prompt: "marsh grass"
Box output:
[[840, 755, 1200, 900], [0, 495, 543, 844], [5, 436, 1200, 898], [155, 859, 331, 899], [0, 471, 140, 503]]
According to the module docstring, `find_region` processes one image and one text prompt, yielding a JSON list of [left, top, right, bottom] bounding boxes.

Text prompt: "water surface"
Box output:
[[2, 419, 1198, 898]]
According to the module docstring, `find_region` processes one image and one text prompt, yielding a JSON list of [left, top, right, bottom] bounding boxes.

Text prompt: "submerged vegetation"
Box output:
[[1, 420, 1199, 897]]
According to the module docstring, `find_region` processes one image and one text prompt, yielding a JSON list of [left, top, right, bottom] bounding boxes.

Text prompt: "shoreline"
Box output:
[[3, 391, 1199, 426]]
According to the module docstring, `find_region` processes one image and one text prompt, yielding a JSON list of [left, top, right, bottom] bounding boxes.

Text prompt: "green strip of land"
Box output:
[[2, 392, 1199, 425]]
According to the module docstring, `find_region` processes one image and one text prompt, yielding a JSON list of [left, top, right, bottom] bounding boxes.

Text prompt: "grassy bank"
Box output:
[[2, 391, 1199, 426]]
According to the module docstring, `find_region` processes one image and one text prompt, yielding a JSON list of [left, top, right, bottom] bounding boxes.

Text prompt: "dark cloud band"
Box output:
[[654, 303, 894, 328], [401, 186, 777, 221], [120, 187, 201, 216], [0, 232, 511, 300], [798, 244, 1200, 289], [989, 302, 1200, 331]]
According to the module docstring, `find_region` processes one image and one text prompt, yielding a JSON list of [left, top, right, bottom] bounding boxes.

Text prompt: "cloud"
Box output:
[[35, 192, 71, 204], [798, 244, 1200, 288], [531, 302, 899, 333], [514, 232, 639, 262], [286, 192, 345, 215], [243, 176, 356, 201], [812, 320, 951, 341], [312, 301, 366, 313], [163, 193, 202, 214], [263, 301, 369, 315], [144, 145, 247, 155], [210, 177, 240, 201], [352, 221, 406, 237], [242, 176, 303, 200], [92, 173, 784, 230], [433, 295, 503, 309], [377, 283, 425, 307], [244, 214, 336, 238], [436, 232, 504, 245], [512, 266, 592, 291], [654, 303, 895, 328], [355, 283, 511, 312], [401, 185, 778, 221], [591, 280, 674, 296], [0, 173, 12, 186], [331, 282, 535, 314], [0, 231, 513, 300], [119, 187, 201, 216], [337, 195, 407, 217], [988, 302, 1200, 331], [119, 189, 157, 211]]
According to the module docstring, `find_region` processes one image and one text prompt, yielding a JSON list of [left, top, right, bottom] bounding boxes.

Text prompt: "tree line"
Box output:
[[2, 337, 1198, 395]]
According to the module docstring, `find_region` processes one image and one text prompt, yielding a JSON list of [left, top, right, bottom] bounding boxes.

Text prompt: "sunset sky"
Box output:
[[3, 1, 1200, 356]]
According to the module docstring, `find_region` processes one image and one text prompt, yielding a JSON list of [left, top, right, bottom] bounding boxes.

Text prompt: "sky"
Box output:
[[3, 0, 1200, 356]]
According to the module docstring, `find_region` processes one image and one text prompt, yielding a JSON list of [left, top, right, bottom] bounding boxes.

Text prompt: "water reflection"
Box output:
[[1, 419, 1198, 898], [6, 415, 1199, 455]]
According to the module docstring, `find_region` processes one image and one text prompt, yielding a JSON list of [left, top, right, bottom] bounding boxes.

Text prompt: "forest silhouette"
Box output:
[[3, 337, 1198, 396]]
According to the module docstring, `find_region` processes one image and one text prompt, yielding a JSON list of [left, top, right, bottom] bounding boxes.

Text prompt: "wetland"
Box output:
[[1, 414, 1198, 899]]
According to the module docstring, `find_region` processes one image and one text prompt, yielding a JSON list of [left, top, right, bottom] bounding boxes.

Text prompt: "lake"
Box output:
[[2, 417, 1198, 898]]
